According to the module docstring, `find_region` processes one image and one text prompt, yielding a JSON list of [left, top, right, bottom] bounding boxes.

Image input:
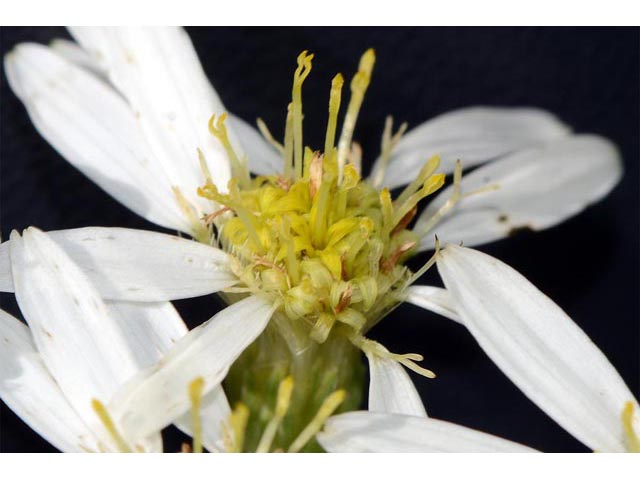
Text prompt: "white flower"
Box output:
[[0, 27, 626, 451], [3, 27, 622, 247], [394, 245, 639, 453], [0, 227, 190, 451]]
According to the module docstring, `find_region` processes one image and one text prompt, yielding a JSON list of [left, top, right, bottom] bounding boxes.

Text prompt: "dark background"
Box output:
[[1, 27, 638, 453]]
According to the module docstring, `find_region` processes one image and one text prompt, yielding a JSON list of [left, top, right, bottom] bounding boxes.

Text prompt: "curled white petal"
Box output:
[[69, 26, 232, 200], [437, 245, 638, 452], [374, 106, 570, 189], [404, 285, 462, 324], [4, 42, 191, 232], [366, 351, 427, 417], [110, 295, 276, 441], [417, 135, 623, 250], [0, 227, 238, 301]]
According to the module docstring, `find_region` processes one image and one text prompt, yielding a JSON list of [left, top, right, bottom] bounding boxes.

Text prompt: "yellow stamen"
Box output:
[[188, 377, 205, 453], [256, 376, 294, 453], [407, 236, 440, 285], [395, 155, 441, 207], [197, 148, 214, 185], [208, 113, 251, 188], [389, 173, 445, 237], [173, 186, 210, 244], [288, 389, 346, 453], [283, 103, 294, 179], [324, 73, 344, 160], [91, 399, 132, 453], [257, 117, 285, 154], [337, 49, 376, 182], [416, 160, 463, 237], [371, 116, 409, 188], [622, 401, 640, 452], [351, 335, 436, 379], [292, 51, 314, 180]]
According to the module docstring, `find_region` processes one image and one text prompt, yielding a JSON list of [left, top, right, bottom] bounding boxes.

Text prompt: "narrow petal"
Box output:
[[0, 309, 101, 452], [105, 301, 188, 368], [403, 285, 462, 324], [318, 411, 537, 452], [10, 228, 142, 431], [174, 385, 231, 453], [373, 107, 570, 189], [0, 227, 238, 301], [228, 114, 283, 176], [49, 38, 105, 77], [366, 351, 427, 417], [437, 245, 638, 452], [417, 135, 623, 250], [4, 43, 190, 232], [69, 27, 232, 201], [110, 295, 276, 441]]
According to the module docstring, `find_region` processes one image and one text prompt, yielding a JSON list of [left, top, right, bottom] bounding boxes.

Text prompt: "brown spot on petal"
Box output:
[[508, 225, 534, 237]]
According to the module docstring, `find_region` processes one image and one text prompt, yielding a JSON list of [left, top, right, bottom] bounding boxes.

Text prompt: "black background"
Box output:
[[0, 27, 638, 453]]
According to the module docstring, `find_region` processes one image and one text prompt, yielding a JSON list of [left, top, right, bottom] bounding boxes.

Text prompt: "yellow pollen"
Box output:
[[188, 377, 205, 453], [91, 398, 133, 453], [288, 389, 346, 453], [622, 401, 640, 452]]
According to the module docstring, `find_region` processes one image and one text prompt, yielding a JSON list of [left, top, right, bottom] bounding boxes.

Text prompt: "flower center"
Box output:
[[197, 49, 445, 345]]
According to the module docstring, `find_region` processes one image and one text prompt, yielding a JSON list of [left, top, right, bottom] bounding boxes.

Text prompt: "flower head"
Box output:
[[1, 27, 628, 452]]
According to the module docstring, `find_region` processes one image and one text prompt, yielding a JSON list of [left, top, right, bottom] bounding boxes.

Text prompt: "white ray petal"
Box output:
[[49, 38, 106, 78], [10, 228, 142, 430], [366, 351, 427, 417], [105, 301, 188, 368], [318, 411, 537, 452], [404, 285, 462, 324], [417, 135, 623, 250], [4, 43, 190, 232], [0, 309, 101, 453], [110, 295, 276, 441], [0, 227, 238, 301], [373, 107, 570, 189], [437, 245, 638, 452], [228, 114, 283, 176], [69, 27, 233, 203], [174, 385, 231, 453]]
